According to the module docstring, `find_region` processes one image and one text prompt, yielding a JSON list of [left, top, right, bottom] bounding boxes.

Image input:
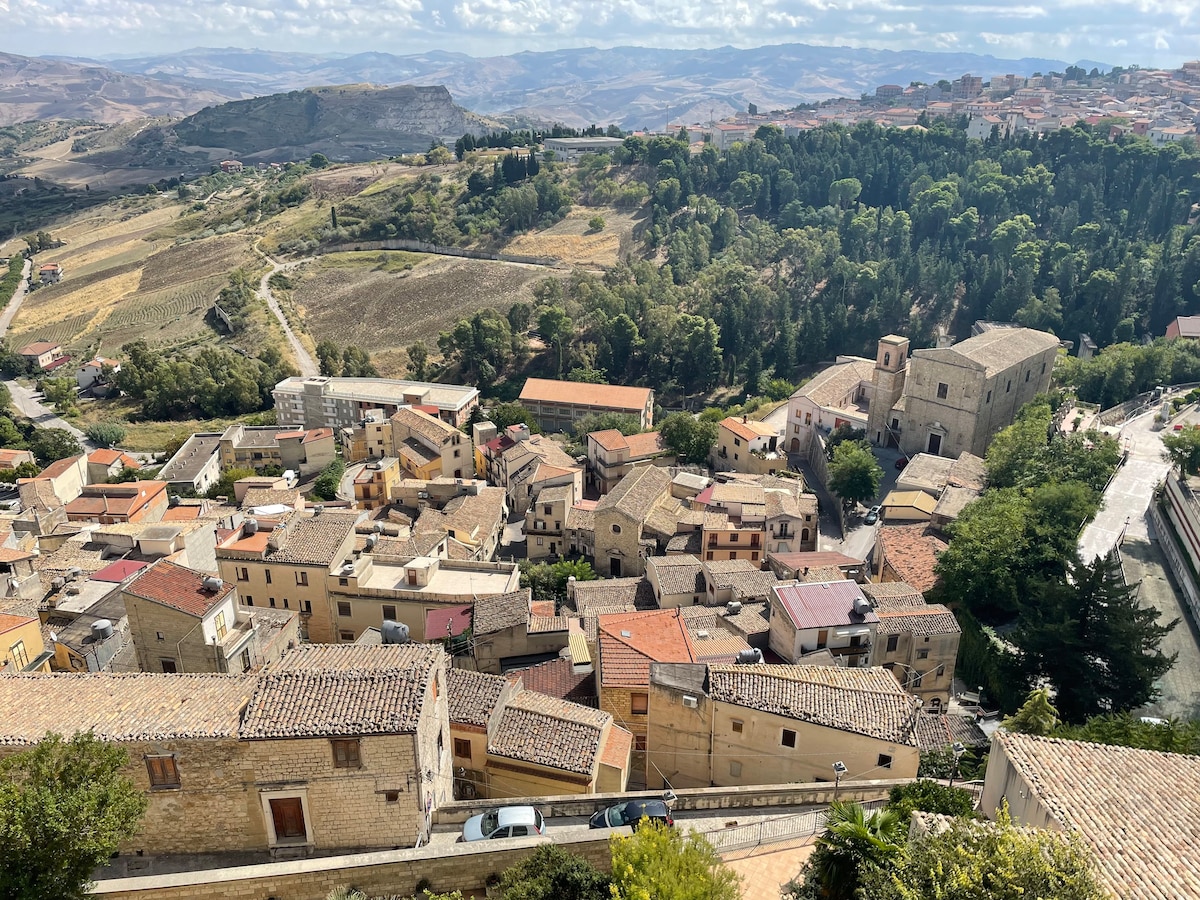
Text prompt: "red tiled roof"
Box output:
[[720, 417, 776, 442], [517, 656, 597, 706], [161, 506, 201, 521], [302, 428, 333, 444], [520, 378, 652, 412], [598, 610, 695, 688], [19, 341, 60, 356], [769, 551, 864, 571], [600, 725, 633, 770], [91, 560, 149, 583], [589, 429, 629, 452], [88, 449, 140, 468], [124, 561, 233, 617], [876, 524, 948, 594], [0, 613, 36, 635], [42, 356, 72, 372], [35, 455, 83, 479], [425, 603, 472, 639], [623, 431, 666, 457]]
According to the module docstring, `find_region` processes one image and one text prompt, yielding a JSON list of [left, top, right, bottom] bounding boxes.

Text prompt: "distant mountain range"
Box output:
[[0, 51, 235, 126], [36, 43, 1091, 129]]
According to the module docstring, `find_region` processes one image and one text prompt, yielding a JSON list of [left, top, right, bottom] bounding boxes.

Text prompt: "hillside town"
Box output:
[[1, 308, 1199, 899], [669, 61, 1200, 146]]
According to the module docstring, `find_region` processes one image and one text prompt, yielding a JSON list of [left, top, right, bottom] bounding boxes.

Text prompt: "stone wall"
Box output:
[[92, 834, 614, 900]]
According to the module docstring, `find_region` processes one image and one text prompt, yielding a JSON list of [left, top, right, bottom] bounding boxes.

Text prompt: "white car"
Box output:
[[459, 805, 545, 842]]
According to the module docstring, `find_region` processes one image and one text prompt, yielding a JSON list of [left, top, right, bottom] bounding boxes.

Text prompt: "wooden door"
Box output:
[[270, 797, 306, 841]]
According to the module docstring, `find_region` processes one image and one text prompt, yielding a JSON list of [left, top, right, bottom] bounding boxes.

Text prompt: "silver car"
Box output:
[[459, 805, 545, 842]]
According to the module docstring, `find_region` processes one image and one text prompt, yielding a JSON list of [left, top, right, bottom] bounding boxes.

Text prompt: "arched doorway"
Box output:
[[790, 437, 801, 453]]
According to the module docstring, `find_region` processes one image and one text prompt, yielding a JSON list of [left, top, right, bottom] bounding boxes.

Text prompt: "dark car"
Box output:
[[864, 505, 881, 525], [895, 456, 910, 470], [589, 799, 674, 830]]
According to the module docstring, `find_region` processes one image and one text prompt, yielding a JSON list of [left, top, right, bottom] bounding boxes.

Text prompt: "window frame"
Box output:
[[331, 739, 362, 769], [630, 692, 649, 715], [146, 754, 181, 789], [781, 728, 797, 748]]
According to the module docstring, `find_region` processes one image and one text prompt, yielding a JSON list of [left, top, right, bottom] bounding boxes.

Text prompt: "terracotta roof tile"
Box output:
[[596, 465, 672, 522], [708, 664, 921, 744], [876, 524, 947, 594], [272, 643, 441, 672], [599, 725, 633, 770], [571, 576, 656, 613], [912, 713, 988, 751], [0, 673, 253, 744], [514, 656, 597, 706], [589, 429, 629, 452], [124, 561, 234, 617], [648, 555, 706, 597], [598, 610, 696, 687], [875, 604, 960, 636], [472, 590, 530, 635], [623, 432, 667, 458], [447, 668, 509, 727], [487, 689, 611, 775], [996, 733, 1200, 900], [240, 667, 432, 739], [520, 378, 652, 412], [860, 581, 926, 607], [264, 512, 359, 566]]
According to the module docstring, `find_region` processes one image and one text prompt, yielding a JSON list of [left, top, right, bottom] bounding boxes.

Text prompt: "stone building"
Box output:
[[586, 429, 671, 495], [592, 465, 675, 578], [518, 378, 655, 433], [646, 663, 921, 789], [768, 580, 878, 667], [714, 416, 785, 475], [0, 644, 453, 857], [867, 327, 1060, 458], [862, 582, 960, 711]]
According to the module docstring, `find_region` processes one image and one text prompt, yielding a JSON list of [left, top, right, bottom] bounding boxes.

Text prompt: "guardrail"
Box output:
[[700, 799, 886, 853]]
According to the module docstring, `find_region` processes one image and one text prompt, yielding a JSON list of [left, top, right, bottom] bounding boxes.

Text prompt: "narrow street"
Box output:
[[253, 243, 318, 377], [0, 257, 31, 335]]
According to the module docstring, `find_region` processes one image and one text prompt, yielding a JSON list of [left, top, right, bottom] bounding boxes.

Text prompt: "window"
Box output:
[[804, 412, 812, 425], [8, 640, 28, 669], [612, 524, 622, 534], [332, 739, 361, 768], [146, 755, 180, 788], [339, 577, 349, 587], [385, 790, 400, 802], [936, 664, 945, 678], [160, 658, 177, 673], [1025, 370, 1030, 382], [302, 600, 312, 614], [245, 597, 253, 607], [706, 552, 713, 560], [877, 754, 893, 769], [634, 735, 647, 752], [213, 612, 227, 641], [730, 533, 738, 542], [986, 390, 992, 403], [337, 601, 352, 617], [340, 631, 355, 641], [296, 571, 308, 586], [731, 719, 744, 733], [454, 449, 461, 458], [917, 649, 930, 660], [730, 760, 743, 777], [236, 567, 249, 582], [1006, 379, 1012, 393], [936, 382, 948, 399], [156, 631, 165, 641], [733, 453, 738, 460], [750, 551, 759, 562], [631, 693, 649, 715], [269, 598, 276, 608], [816, 629, 828, 649], [734, 438, 741, 447], [382, 605, 397, 621], [883, 352, 891, 366], [537, 537, 544, 546], [283, 599, 290, 609], [265, 569, 272, 585], [543, 504, 552, 516], [454, 738, 472, 759], [781, 729, 797, 748], [886, 634, 898, 653]]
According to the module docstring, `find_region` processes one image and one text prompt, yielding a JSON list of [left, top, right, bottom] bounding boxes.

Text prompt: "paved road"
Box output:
[[1079, 406, 1172, 563], [253, 244, 318, 377], [0, 257, 31, 336], [429, 802, 824, 846]]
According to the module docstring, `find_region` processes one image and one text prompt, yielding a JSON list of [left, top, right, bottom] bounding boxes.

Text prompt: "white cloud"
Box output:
[[0, 0, 1195, 67]]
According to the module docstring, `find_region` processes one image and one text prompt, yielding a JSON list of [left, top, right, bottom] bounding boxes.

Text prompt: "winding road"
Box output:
[[1, 257, 93, 448], [253, 243, 318, 377]]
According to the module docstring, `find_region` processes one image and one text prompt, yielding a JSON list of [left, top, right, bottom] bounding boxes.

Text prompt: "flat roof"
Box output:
[[359, 560, 516, 598], [274, 377, 479, 411], [158, 434, 222, 483]]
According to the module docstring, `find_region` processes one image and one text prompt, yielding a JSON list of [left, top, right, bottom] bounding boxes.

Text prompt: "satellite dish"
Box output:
[[48, 631, 58, 643]]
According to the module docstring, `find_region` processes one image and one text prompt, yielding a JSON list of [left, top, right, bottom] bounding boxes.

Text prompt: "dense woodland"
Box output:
[[312, 120, 1200, 402]]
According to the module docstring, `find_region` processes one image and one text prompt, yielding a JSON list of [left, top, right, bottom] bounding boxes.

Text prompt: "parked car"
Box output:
[[864, 506, 881, 525], [589, 799, 674, 830], [459, 806, 545, 842]]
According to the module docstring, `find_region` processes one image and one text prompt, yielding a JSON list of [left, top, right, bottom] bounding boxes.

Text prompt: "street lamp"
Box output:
[[948, 741, 966, 788], [832, 760, 847, 799]]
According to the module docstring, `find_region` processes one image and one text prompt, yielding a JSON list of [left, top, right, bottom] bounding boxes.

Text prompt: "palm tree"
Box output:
[[806, 800, 905, 900]]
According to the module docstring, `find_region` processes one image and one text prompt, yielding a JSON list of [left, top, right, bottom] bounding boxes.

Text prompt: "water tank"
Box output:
[[314, 504, 325, 515], [381, 620, 410, 645], [736, 648, 764, 665], [91, 619, 114, 641], [726, 600, 742, 615], [365, 533, 379, 551], [202, 576, 224, 593], [852, 596, 871, 617], [243, 518, 259, 535], [168, 494, 181, 508], [372, 523, 384, 534], [66, 566, 83, 580]]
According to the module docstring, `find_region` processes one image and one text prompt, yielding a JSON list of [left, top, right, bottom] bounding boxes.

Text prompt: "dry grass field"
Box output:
[[292, 254, 562, 376], [9, 199, 257, 356], [505, 206, 642, 267]]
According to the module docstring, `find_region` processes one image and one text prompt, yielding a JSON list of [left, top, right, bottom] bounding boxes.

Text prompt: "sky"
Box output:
[[0, 0, 1194, 68]]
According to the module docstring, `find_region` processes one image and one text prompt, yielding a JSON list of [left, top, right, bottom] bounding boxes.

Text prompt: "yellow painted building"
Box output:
[[0, 613, 51, 672]]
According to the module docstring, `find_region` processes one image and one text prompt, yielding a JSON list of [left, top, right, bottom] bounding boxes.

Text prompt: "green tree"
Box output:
[[205, 466, 258, 501], [827, 440, 883, 508], [1002, 688, 1061, 736], [41, 378, 77, 414], [497, 843, 610, 900], [659, 412, 718, 464], [538, 306, 573, 376], [1059, 712, 1200, 753], [406, 341, 430, 381], [609, 821, 740, 900], [311, 458, 347, 502], [861, 804, 1107, 900], [587, 216, 606, 232], [788, 800, 904, 900], [316, 340, 341, 377], [0, 732, 147, 900], [341, 346, 379, 378], [1016, 553, 1177, 723], [309, 153, 330, 169], [1163, 426, 1200, 474], [572, 412, 643, 442], [28, 428, 81, 465], [886, 780, 977, 824], [522, 559, 597, 608], [935, 487, 1033, 619], [487, 403, 541, 434], [0, 417, 24, 449], [85, 423, 127, 449]]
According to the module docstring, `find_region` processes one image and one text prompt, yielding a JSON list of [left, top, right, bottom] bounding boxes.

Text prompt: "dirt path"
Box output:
[[253, 243, 317, 377], [0, 257, 31, 337]]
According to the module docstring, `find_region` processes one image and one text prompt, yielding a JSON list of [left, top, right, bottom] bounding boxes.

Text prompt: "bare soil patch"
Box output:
[[504, 206, 642, 267]]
